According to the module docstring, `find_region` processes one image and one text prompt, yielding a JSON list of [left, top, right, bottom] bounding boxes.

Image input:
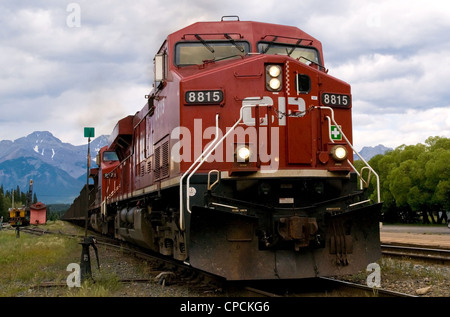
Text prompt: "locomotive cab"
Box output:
[[90, 146, 120, 234]]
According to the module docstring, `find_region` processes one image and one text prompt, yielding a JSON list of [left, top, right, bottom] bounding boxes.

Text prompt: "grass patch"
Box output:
[[0, 229, 78, 296], [339, 256, 450, 289], [0, 221, 125, 297], [379, 257, 450, 283], [66, 272, 122, 297]]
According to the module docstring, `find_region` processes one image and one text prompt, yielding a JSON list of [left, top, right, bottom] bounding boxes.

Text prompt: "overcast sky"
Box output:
[[1, 0, 450, 152]]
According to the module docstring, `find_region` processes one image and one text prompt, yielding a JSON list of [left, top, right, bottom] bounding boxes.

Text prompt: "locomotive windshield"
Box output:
[[103, 151, 119, 162], [258, 42, 320, 65], [175, 41, 250, 66]]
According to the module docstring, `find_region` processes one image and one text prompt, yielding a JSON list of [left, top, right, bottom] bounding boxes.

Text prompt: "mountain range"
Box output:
[[0, 131, 392, 204], [354, 144, 393, 161], [0, 131, 108, 204]]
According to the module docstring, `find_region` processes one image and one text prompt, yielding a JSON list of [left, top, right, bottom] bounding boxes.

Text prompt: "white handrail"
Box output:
[[179, 100, 272, 230], [318, 106, 381, 203], [186, 102, 271, 212], [179, 114, 220, 231]]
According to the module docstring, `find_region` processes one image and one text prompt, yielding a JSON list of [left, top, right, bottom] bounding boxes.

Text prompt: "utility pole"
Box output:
[[84, 128, 93, 238], [80, 127, 99, 282]]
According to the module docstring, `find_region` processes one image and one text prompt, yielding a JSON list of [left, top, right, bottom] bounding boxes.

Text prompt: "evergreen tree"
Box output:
[[0, 189, 5, 220]]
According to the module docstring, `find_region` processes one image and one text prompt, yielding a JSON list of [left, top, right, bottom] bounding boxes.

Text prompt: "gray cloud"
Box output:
[[1, 0, 449, 151]]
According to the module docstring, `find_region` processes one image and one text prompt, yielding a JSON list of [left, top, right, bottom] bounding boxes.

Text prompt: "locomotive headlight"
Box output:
[[331, 145, 348, 161], [266, 64, 282, 92], [237, 146, 251, 162], [268, 65, 281, 77], [269, 78, 281, 90]]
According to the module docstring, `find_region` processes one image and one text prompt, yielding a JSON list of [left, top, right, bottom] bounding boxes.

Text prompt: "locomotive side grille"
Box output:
[[147, 157, 152, 174], [154, 138, 170, 181], [161, 140, 169, 178], [154, 147, 161, 180]]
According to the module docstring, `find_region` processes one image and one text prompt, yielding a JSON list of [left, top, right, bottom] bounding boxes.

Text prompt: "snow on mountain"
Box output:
[[0, 131, 108, 179], [0, 131, 109, 203]]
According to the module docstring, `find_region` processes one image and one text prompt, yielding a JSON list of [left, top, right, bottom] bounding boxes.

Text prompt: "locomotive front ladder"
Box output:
[[317, 106, 381, 205]]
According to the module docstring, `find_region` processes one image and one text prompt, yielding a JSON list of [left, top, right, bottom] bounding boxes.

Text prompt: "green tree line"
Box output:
[[0, 185, 38, 221], [358, 136, 450, 224]]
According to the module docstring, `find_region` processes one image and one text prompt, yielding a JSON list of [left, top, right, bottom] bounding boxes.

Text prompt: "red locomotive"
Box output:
[[65, 17, 382, 280]]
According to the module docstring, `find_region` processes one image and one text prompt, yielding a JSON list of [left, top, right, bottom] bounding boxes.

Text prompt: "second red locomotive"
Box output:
[[65, 17, 382, 280]]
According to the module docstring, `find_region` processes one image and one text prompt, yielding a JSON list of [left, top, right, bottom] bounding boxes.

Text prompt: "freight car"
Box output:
[[63, 17, 382, 280]]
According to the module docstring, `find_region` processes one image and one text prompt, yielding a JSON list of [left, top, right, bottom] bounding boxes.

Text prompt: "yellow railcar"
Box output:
[[9, 207, 28, 227], [8, 179, 33, 227]]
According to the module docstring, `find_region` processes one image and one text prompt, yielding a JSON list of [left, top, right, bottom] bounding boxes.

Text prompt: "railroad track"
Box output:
[[381, 243, 450, 264], [11, 225, 446, 297], [14, 226, 222, 292], [20, 226, 218, 287], [94, 237, 224, 290], [317, 277, 416, 297], [6, 225, 82, 238], [237, 277, 416, 297]]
